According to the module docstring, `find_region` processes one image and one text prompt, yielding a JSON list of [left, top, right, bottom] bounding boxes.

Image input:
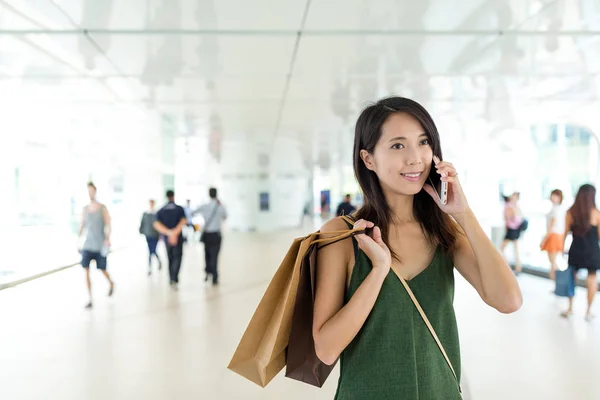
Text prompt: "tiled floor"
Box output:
[[1, 228, 599, 399]]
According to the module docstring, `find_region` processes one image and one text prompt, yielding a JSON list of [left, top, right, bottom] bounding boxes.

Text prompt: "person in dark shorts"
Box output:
[[562, 184, 600, 320], [79, 182, 114, 309], [500, 193, 524, 274], [154, 190, 187, 290]]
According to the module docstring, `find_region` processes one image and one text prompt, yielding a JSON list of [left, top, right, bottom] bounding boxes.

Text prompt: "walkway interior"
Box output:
[[1, 229, 598, 399]]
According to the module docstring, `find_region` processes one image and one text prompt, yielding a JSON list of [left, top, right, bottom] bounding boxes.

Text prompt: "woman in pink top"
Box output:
[[501, 192, 524, 274]]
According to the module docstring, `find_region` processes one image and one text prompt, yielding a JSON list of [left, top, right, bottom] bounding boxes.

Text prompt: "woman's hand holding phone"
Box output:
[[423, 155, 470, 217]]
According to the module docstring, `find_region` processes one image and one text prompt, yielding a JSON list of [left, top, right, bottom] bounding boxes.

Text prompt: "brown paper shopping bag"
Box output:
[[285, 243, 334, 387], [228, 225, 361, 387], [285, 215, 357, 387]]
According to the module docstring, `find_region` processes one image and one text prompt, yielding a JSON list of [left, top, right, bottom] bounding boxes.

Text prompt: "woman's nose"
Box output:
[[406, 150, 422, 166]]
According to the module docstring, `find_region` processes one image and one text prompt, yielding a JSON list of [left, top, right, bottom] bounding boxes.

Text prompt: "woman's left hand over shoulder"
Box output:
[[423, 155, 470, 217]]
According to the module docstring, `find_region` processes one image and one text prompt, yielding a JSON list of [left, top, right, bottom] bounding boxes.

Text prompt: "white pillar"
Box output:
[[220, 139, 259, 231], [220, 136, 309, 232]]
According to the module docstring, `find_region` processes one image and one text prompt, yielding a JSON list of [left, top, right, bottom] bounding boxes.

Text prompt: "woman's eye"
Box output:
[[391, 143, 404, 150], [420, 139, 430, 146]]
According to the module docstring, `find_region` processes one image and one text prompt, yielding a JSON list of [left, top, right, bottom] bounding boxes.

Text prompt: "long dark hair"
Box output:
[[353, 97, 460, 259], [569, 184, 596, 236]]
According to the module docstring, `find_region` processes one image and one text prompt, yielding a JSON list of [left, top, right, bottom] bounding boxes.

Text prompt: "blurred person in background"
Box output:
[[194, 187, 227, 285], [500, 192, 524, 275], [336, 194, 357, 217], [79, 182, 114, 309], [540, 189, 565, 280], [515, 192, 529, 233], [140, 199, 162, 276], [153, 190, 187, 290], [320, 193, 329, 214], [562, 184, 599, 320]]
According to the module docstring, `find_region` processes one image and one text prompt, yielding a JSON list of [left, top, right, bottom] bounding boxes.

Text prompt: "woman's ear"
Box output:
[[360, 149, 375, 171]]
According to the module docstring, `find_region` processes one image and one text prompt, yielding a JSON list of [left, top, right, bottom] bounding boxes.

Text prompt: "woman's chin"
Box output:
[[388, 185, 424, 197]]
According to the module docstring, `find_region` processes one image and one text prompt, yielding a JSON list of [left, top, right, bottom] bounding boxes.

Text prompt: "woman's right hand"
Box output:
[[353, 219, 391, 275]]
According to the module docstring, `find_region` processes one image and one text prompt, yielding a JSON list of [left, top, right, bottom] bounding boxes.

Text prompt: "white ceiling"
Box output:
[[2, 0, 600, 162]]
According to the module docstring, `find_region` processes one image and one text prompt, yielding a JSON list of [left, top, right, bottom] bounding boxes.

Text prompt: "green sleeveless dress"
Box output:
[[334, 224, 462, 399]]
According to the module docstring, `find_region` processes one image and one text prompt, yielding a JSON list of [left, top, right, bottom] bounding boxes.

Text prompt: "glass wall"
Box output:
[[0, 87, 165, 285], [501, 123, 600, 271]]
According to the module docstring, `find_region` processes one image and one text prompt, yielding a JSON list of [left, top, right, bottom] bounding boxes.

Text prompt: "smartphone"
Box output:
[[428, 176, 448, 205]]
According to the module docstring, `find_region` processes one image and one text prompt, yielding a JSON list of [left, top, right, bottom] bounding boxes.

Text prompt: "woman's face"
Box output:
[[361, 112, 433, 197], [550, 194, 560, 205]]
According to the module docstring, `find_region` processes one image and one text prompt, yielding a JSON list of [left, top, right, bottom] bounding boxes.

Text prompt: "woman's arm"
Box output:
[[425, 159, 522, 314], [563, 211, 572, 249], [139, 214, 146, 234], [453, 210, 523, 314], [313, 217, 390, 365]]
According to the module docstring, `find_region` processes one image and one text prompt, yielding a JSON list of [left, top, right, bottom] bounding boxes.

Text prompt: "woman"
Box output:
[[562, 184, 599, 320], [500, 192, 524, 274], [140, 199, 162, 276], [313, 97, 522, 399], [540, 189, 565, 280]]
